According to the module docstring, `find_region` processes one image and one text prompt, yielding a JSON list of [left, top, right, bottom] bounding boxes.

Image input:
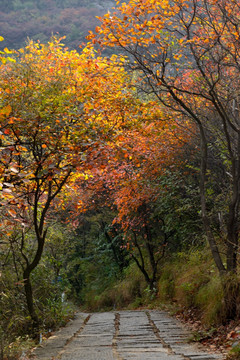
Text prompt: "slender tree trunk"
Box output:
[[199, 125, 226, 275], [21, 231, 46, 338], [226, 230, 238, 273], [144, 224, 158, 290], [222, 131, 240, 319], [198, 126, 240, 320], [224, 187, 240, 319], [226, 132, 240, 273], [131, 230, 154, 289], [23, 268, 40, 339]]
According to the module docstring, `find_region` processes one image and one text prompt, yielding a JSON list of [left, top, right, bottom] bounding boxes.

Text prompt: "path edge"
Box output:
[[29, 312, 90, 360]]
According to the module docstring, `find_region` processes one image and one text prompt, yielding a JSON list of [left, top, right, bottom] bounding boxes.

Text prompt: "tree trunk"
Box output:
[[198, 126, 240, 320], [199, 125, 226, 276], [23, 268, 40, 339], [226, 231, 238, 273]]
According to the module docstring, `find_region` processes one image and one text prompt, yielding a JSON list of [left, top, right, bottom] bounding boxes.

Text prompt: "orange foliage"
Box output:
[[67, 112, 195, 233], [89, 0, 240, 119], [0, 37, 145, 234]]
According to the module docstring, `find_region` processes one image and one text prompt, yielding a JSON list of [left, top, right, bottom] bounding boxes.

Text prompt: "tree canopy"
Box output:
[[2, 0, 240, 355], [89, 0, 240, 318]]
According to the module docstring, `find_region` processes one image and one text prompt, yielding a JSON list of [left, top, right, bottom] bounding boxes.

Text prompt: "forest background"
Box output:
[[0, 0, 115, 50], [1, 0, 240, 359]]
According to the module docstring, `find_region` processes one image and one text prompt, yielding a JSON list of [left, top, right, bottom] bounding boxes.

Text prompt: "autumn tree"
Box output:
[[110, 123, 195, 290], [90, 0, 240, 318], [69, 113, 197, 291], [0, 37, 143, 333]]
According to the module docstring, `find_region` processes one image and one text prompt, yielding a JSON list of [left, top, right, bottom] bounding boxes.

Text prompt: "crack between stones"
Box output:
[[112, 312, 123, 360], [145, 310, 175, 355], [56, 314, 91, 359], [146, 311, 207, 360]]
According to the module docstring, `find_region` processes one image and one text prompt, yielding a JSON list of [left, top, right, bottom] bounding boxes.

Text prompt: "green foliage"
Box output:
[[79, 245, 227, 323], [153, 169, 202, 250], [83, 262, 146, 311], [228, 346, 240, 360], [188, 327, 217, 343], [157, 248, 227, 326], [1, 0, 240, 351], [227, 334, 240, 360], [61, 211, 129, 306], [0, 334, 35, 360], [195, 277, 224, 325], [157, 265, 175, 301], [0, 223, 75, 358]]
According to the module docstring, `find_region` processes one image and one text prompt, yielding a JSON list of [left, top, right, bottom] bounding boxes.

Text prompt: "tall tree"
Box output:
[[68, 115, 196, 290], [90, 0, 240, 318], [0, 37, 142, 333]]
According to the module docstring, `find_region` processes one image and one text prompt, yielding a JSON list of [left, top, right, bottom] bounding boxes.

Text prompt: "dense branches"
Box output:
[[0, 37, 145, 331], [89, 0, 240, 318]]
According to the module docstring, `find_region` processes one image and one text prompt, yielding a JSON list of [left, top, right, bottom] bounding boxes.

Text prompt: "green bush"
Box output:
[[227, 343, 240, 360], [195, 275, 225, 325], [83, 262, 146, 311], [157, 247, 226, 326]]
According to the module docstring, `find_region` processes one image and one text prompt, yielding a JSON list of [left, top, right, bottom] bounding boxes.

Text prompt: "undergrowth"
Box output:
[[83, 262, 146, 311], [82, 246, 238, 329], [157, 249, 227, 326]]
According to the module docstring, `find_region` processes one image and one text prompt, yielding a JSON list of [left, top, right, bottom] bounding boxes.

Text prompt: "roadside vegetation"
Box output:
[[1, 0, 240, 359]]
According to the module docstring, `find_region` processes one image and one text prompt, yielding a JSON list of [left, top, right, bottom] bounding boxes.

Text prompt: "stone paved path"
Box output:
[[31, 310, 223, 360]]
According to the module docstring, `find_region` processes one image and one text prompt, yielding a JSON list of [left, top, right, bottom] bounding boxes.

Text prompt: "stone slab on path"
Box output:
[[30, 312, 89, 360], [148, 310, 221, 360], [30, 310, 224, 360]]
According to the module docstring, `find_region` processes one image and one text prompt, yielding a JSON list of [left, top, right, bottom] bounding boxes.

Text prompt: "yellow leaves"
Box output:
[[19, 146, 28, 152], [0, 36, 152, 223], [4, 48, 12, 54], [203, 38, 210, 44], [173, 54, 182, 61], [0, 105, 11, 119], [3, 104, 11, 116], [74, 172, 93, 181], [119, 56, 126, 64]]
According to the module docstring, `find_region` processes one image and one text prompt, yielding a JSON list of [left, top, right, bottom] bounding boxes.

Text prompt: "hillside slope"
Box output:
[[0, 0, 114, 50]]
